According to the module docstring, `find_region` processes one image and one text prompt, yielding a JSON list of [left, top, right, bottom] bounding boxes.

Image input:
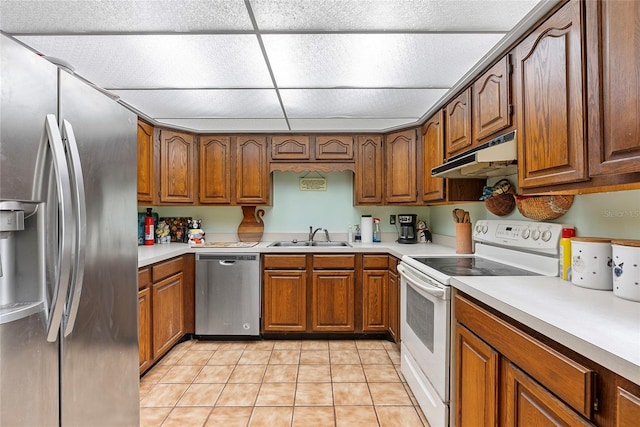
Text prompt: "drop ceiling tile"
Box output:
[[16, 35, 272, 88], [113, 89, 283, 118], [263, 33, 504, 88], [155, 118, 289, 132], [288, 118, 416, 132], [280, 89, 447, 118], [0, 1, 252, 33], [250, 0, 541, 31]]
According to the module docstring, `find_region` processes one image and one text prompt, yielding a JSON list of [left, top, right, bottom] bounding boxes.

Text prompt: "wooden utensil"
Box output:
[[452, 209, 460, 223], [455, 209, 466, 223], [463, 211, 470, 223]]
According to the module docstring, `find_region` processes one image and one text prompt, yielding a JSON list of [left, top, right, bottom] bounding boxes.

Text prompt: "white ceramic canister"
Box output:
[[360, 215, 373, 243], [611, 239, 640, 302], [571, 237, 613, 290]]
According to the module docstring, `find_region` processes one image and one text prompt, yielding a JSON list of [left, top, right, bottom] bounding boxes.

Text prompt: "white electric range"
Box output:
[[398, 219, 564, 427]]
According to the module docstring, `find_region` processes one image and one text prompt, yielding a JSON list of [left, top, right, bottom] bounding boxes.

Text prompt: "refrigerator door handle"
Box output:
[[40, 115, 75, 343], [60, 120, 87, 337]]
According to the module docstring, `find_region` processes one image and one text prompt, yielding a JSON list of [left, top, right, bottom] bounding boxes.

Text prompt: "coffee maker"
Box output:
[[398, 214, 417, 244]]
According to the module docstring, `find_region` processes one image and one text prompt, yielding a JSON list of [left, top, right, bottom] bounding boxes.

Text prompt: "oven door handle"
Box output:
[[397, 263, 446, 298]]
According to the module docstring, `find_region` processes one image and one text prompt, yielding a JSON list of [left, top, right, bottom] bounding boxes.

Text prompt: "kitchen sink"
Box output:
[[268, 241, 352, 247], [268, 241, 311, 247], [311, 241, 351, 247]]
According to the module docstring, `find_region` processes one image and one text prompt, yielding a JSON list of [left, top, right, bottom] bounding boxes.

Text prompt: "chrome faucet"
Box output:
[[309, 226, 322, 242]]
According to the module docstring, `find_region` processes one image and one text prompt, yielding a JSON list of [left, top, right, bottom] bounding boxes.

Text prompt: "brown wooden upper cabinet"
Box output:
[[445, 88, 472, 157], [354, 135, 384, 205], [137, 120, 155, 204], [236, 135, 270, 205], [421, 111, 446, 202], [385, 128, 417, 204], [472, 55, 512, 142], [199, 135, 232, 204], [271, 135, 310, 160], [315, 136, 354, 160], [586, 0, 640, 177], [515, 0, 588, 190], [159, 129, 196, 204]]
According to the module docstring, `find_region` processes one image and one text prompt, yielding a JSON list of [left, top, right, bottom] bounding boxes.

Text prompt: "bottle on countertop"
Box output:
[[347, 225, 353, 243], [373, 217, 381, 242], [144, 208, 155, 246], [559, 227, 576, 280], [354, 224, 361, 242]]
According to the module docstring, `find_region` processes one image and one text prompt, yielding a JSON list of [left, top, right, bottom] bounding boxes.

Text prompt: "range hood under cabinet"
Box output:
[[432, 131, 517, 178]]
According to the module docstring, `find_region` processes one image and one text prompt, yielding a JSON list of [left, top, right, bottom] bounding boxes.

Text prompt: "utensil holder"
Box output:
[[456, 222, 473, 254]]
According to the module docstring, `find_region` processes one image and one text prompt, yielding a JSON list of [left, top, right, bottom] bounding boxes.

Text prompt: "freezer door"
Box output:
[[0, 35, 59, 427], [58, 71, 139, 427]]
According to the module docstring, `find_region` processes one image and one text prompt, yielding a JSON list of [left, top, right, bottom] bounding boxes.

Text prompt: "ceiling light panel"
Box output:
[[280, 89, 447, 118], [113, 89, 283, 118], [155, 118, 289, 132], [250, 0, 541, 32], [0, 1, 252, 33], [16, 35, 272, 88], [263, 33, 504, 88]]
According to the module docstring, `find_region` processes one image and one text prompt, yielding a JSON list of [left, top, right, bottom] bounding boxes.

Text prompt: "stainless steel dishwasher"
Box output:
[[195, 253, 260, 336]]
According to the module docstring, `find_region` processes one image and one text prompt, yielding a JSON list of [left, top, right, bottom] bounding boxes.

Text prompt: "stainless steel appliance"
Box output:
[[195, 253, 260, 336], [398, 214, 417, 244], [398, 219, 563, 427], [0, 35, 139, 426]]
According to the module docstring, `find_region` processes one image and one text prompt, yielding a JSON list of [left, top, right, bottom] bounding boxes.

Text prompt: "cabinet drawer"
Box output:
[[455, 294, 595, 418], [313, 254, 355, 270], [363, 255, 389, 269], [138, 267, 152, 290], [263, 254, 306, 269], [388, 256, 398, 274], [152, 256, 184, 282]]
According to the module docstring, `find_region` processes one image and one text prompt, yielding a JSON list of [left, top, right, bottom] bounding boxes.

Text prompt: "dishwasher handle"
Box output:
[[219, 260, 236, 266]]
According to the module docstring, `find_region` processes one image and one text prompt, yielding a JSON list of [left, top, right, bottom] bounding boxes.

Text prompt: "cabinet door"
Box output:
[[199, 135, 231, 203], [236, 136, 269, 205], [387, 269, 399, 342], [501, 361, 592, 427], [385, 129, 417, 204], [355, 135, 384, 205], [515, 0, 588, 189], [473, 56, 512, 142], [455, 325, 499, 427], [159, 130, 196, 203], [271, 135, 310, 160], [138, 287, 152, 374], [137, 120, 155, 203], [315, 135, 354, 160], [616, 386, 640, 427], [312, 270, 355, 332], [362, 270, 388, 332], [263, 270, 307, 332], [152, 272, 184, 359], [421, 110, 446, 202], [587, 0, 640, 176], [446, 88, 472, 157]]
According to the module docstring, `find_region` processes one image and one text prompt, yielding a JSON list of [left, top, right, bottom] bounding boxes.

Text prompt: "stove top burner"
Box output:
[[411, 256, 539, 277]]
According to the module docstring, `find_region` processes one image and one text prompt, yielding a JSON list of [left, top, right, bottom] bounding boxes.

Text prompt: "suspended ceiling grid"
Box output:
[[0, 0, 548, 133]]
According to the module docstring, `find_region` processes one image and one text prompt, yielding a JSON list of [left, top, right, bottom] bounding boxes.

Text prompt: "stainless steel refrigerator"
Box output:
[[0, 34, 139, 426]]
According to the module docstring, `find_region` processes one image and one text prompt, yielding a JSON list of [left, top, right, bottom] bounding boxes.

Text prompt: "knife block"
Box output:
[[456, 222, 473, 254]]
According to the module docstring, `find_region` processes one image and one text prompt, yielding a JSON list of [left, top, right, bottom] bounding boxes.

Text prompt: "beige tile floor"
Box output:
[[140, 339, 430, 427]]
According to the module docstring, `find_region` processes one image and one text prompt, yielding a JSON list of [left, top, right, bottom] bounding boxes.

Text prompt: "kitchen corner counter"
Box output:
[[138, 240, 456, 268], [452, 275, 640, 384]]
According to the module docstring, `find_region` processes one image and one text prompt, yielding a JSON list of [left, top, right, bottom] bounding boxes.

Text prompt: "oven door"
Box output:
[[398, 261, 451, 426]]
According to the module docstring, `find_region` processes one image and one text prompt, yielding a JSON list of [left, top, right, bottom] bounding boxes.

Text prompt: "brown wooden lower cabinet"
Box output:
[[263, 270, 307, 332], [138, 286, 152, 374], [138, 255, 191, 375], [455, 324, 498, 427], [455, 291, 640, 427], [362, 269, 388, 332], [312, 270, 355, 332], [387, 256, 400, 343]]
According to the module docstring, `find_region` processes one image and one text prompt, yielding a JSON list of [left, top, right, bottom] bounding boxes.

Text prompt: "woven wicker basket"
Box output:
[[484, 179, 516, 216], [515, 195, 574, 221], [485, 193, 516, 216]]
